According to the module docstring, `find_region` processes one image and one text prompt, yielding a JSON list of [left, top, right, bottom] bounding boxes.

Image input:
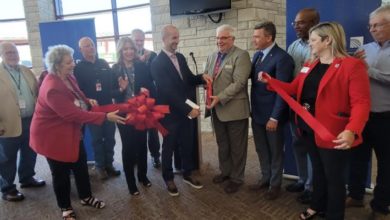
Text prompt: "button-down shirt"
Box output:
[[4, 63, 35, 118], [361, 40, 390, 112], [162, 49, 182, 79], [261, 42, 276, 62], [288, 38, 311, 78]]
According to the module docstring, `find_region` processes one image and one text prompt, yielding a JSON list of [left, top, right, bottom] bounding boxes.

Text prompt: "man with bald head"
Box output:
[[285, 8, 319, 204], [151, 25, 212, 196], [74, 37, 120, 180], [0, 42, 45, 202]]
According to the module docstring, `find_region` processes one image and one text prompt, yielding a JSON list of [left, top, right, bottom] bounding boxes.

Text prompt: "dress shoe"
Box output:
[[153, 157, 161, 168], [265, 187, 281, 200], [2, 189, 25, 202], [297, 190, 312, 204], [285, 182, 304, 193], [20, 178, 46, 188], [105, 165, 121, 177], [369, 211, 389, 220], [345, 196, 364, 208], [224, 181, 242, 194], [248, 182, 269, 191], [212, 174, 230, 184]]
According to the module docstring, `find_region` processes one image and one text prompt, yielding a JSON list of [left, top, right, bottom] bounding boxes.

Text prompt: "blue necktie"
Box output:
[[255, 51, 264, 66]]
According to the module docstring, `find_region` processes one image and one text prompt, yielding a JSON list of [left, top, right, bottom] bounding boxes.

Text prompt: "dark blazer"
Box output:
[[250, 44, 294, 125], [268, 57, 370, 148], [151, 51, 204, 125], [111, 60, 156, 103]]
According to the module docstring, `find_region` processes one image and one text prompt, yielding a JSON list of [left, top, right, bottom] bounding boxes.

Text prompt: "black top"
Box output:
[[74, 58, 115, 105], [298, 63, 330, 133]]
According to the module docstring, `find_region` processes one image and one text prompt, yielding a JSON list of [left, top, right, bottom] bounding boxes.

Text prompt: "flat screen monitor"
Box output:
[[170, 0, 231, 16]]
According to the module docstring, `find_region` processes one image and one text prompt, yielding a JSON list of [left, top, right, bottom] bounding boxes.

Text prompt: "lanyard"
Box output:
[[5, 64, 22, 95]]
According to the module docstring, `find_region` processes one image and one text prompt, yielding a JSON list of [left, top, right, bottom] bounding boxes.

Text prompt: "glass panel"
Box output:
[[117, 6, 152, 35], [0, 0, 25, 19], [64, 12, 114, 37], [61, 0, 111, 15], [144, 33, 154, 51], [97, 38, 117, 64], [0, 20, 28, 40], [116, 0, 149, 8]]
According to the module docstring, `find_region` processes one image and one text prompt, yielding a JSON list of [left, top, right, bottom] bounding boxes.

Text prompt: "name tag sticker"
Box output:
[[18, 99, 26, 109], [225, 65, 232, 69], [300, 67, 310, 73], [96, 82, 102, 92]]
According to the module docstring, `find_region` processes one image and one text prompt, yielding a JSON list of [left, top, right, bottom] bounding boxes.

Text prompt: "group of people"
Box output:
[[0, 4, 389, 220]]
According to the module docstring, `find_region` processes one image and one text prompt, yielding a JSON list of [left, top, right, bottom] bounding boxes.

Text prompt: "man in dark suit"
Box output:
[[151, 24, 212, 196], [248, 21, 294, 200]]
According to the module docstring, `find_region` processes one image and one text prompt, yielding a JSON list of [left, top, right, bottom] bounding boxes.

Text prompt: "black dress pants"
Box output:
[[46, 143, 91, 209]]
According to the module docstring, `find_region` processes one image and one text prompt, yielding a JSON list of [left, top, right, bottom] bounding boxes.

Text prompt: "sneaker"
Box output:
[[139, 177, 152, 187], [2, 189, 25, 202], [94, 167, 109, 180], [166, 180, 179, 196], [345, 196, 364, 208], [183, 176, 203, 189], [105, 165, 121, 177], [297, 190, 312, 204]]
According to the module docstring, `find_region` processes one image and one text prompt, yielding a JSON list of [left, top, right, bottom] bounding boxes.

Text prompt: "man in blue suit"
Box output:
[[248, 21, 294, 200]]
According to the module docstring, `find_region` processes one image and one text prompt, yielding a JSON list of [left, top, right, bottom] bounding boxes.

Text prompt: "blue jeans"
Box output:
[[88, 121, 116, 169], [0, 118, 37, 193]]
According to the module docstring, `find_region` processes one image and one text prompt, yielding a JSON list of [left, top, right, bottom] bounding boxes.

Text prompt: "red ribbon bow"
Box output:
[[91, 89, 170, 136]]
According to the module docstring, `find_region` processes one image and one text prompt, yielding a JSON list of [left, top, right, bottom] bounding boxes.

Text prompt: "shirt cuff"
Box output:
[[270, 117, 278, 122]]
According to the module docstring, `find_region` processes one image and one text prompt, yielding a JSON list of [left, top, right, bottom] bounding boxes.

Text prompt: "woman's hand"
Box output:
[[257, 71, 270, 83], [333, 130, 355, 150], [106, 110, 127, 124], [118, 76, 129, 92], [89, 99, 99, 107]]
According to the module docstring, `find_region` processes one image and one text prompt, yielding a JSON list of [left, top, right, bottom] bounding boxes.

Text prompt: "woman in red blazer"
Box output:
[[30, 45, 125, 220], [260, 22, 370, 220]]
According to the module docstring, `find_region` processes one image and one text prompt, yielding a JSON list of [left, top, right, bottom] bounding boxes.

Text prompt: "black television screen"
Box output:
[[170, 0, 231, 16]]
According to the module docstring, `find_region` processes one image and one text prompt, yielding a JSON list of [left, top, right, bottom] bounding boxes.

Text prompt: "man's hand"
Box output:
[[0, 128, 5, 136], [354, 49, 369, 68], [258, 71, 271, 83], [206, 96, 219, 109], [118, 76, 129, 92], [89, 99, 99, 107], [139, 50, 150, 62], [266, 120, 278, 132], [188, 108, 200, 119], [202, 74, 213, 84]]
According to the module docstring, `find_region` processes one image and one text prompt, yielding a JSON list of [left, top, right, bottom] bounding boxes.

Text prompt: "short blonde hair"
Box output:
[[44, 45, 74, 74]]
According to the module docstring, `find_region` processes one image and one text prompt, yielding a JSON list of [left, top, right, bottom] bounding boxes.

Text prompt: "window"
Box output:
[[0, 0, 25, 19], [60, 0, 111, 15], [65, 12, 114, 37], [117, 6, 152, 36], [116, 0, 149, 8]]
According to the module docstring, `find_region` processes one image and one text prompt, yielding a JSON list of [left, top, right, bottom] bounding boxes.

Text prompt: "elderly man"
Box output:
[[285, 8, 320, 204], [205, 24, 251, 194], [0, 42, 45, 202], [74, 37, 120, 180], [248, 21, 294, 200], [347, 5, 390, 219], [151, 25, 212, 196], [131, 29, 161, 168]]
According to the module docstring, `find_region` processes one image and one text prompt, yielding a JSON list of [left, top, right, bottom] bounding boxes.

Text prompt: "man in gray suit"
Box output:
[[205, 24, 251, 194]]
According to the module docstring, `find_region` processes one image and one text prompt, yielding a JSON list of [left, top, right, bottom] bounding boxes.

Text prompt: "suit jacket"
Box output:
[[204, 46, 251, 122], [30, 74, 105, 162], [269, 57, 370, 148], [111, 60, 156, 103], [0, 63, 38, 137], [250, 44, 294, 125], [151, 51, 205, 126]]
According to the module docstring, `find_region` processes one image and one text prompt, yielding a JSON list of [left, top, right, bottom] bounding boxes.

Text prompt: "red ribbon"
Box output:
[[205, 82, 213, 106], [263, 74, 336, 142], [91, 89, 170, 136]]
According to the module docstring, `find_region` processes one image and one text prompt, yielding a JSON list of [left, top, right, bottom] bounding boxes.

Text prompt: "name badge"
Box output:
[[300, 67, 310, 73], [96, 82, 102, 92], [74, 99, 81, 107], [19, 99, 26, 109], [225, 65, 233, 69]]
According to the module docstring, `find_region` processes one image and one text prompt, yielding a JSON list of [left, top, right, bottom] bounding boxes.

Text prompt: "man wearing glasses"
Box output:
[[347, 5, 390, 219], [205, 24, 251, 194], [285, 8, 319, 205]]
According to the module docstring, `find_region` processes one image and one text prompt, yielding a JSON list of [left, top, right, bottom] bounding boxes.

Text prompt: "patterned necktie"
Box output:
[[255, 51, 264, 66], [213, 52, 225, 79]]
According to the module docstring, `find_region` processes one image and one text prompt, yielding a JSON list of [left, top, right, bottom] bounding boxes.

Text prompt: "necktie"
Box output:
[[213, 53, 225, 79], [255, 51, 264, 66], [170, 54, 183, 79]]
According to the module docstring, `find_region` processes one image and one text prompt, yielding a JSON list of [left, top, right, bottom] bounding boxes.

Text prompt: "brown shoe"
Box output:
[[224, 181, 242, 194], [265, 187, 281, 200], [212, 174, 230, 184], [248, 182, 269, 191], [345, 196, 364, 208], [165, 180, 179, 196]]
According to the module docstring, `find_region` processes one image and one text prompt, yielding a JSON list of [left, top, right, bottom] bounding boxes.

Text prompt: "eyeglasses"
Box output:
[[367, 22, 389, 30], [216, 36, 232, 41]]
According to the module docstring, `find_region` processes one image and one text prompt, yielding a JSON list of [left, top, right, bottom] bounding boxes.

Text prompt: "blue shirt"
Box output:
[[288, 38, 311, 77], [4, 64, 35, 118], [360, 40, 390, 112]]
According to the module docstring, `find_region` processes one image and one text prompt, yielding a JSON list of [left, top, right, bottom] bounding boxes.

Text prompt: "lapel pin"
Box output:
[[335, 63, 340, 68]]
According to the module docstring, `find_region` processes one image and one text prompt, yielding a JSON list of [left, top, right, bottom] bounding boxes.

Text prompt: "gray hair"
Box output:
[[0, 42, 17, 56], [131, 28, 145, 38], [370, 4, 390, 20], [216, 24, 235, 37], [44, 44, 74, 74]]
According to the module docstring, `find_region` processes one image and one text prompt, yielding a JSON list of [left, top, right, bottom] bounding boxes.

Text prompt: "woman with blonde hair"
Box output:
[[259, 22, 370, 219]]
